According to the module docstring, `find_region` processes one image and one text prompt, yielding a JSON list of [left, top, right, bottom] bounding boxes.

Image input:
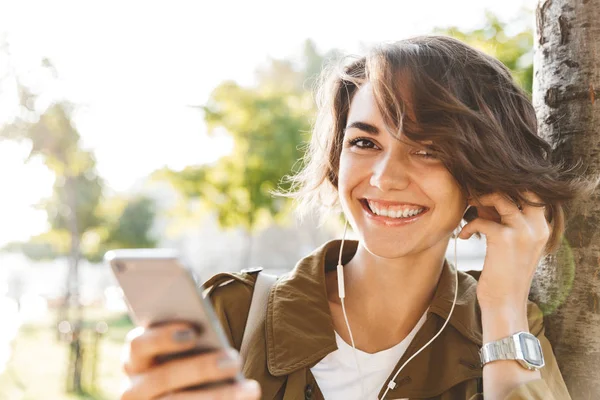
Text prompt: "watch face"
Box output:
[[519, 333, 544, 367]]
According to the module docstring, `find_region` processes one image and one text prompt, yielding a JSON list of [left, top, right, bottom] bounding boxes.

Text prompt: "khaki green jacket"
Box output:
[[203, 240, 571, 400]]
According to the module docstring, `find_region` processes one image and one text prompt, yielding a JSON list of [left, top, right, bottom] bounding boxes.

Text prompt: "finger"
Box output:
[[124, 349, 241, 400], [156, 380, 261, 400], [470, 204, 502, 224], [471, 193, 524, 227], [519, 191, 551, 237], [520, 190, 547, 216], [458, 217, 504, 240], [124, 323, 200, 375]]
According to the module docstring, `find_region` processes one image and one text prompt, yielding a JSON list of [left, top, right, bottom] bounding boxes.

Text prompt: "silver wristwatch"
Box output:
[[479, 331, 545, 371]]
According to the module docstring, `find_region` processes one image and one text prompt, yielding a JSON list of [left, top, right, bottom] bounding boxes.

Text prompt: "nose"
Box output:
[[369, 153, 410, 192]]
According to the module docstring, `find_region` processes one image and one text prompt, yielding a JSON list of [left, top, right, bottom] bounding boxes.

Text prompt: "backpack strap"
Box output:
[[239, 271, 277, 364]]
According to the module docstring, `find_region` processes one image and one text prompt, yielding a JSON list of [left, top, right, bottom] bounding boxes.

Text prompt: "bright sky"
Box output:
[[0, 0, 535, 246]]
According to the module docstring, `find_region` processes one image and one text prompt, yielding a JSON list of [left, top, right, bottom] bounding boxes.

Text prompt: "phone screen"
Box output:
[[106, 250, 230, 352]]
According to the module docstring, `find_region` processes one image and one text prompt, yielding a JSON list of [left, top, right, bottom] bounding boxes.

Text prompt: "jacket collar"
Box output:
[[265, 239, 483, 378]]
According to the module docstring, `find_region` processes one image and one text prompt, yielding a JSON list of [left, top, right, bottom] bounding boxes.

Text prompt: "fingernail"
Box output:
[[172, 328, 195, 343], [217, 349, 240, 369]]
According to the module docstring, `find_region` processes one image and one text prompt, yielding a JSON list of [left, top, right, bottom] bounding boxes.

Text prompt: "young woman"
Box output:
[[119, 36, 593, 399]]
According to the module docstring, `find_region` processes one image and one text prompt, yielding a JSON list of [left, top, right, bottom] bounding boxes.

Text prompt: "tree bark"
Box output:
[[532, 0, 600, 398]]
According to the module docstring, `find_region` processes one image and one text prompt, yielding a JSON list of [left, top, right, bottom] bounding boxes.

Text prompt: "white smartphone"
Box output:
[[105, 248, 233, 356]]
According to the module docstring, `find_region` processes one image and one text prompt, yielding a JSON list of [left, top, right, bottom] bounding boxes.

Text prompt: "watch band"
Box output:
[[480, 335, 518, 364], [479, 331, 544, 371]]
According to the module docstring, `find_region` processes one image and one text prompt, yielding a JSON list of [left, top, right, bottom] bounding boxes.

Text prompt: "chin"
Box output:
[[349, 218, 454, 261], [357, 233, 422, 260]]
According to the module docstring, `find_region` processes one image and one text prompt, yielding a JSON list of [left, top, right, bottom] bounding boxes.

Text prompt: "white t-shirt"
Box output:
[[310, 309, 428, 400]]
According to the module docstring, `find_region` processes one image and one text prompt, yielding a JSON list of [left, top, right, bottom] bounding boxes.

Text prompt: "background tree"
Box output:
[[531, 0, 600, 398], [0, 95, 103, 322], [2, 194, 158, 262], [0, 41, 158, 394], [84, 195, 158, 262], [163, 39, 337, 266], [0, 92, 102, 393]]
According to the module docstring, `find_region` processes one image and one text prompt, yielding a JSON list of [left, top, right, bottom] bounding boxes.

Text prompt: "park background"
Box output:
[[0, 0, 541, 399]]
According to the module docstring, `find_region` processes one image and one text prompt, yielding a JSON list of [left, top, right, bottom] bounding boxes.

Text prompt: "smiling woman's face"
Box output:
[[338, 83, 468, 259]]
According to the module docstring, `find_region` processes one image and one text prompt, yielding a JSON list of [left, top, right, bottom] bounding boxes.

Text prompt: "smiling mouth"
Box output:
[[359, 199, 429, 223]]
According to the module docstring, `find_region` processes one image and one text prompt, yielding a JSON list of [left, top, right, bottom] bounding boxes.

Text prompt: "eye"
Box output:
[[348, 137, 378, 149]]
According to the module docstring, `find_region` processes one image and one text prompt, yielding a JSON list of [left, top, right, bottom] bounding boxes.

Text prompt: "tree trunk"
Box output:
[[532, 0, 600, 398], [65, 174, 84, 393], [65, 174, 82, 317], [57, 175, 82, 334]]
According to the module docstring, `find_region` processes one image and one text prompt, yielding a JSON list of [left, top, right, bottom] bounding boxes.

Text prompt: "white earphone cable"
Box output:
[[379, 228, 460, 398], [337, 208, 468, 399], [338, 222, 366, 397]]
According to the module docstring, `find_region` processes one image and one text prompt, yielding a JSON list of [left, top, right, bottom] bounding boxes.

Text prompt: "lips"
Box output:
[[360, 199, 429, 226]]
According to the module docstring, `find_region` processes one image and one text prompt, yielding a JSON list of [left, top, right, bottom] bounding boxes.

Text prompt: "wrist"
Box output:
[[480, 303, 529, 343], [477, 291, 528, 311]]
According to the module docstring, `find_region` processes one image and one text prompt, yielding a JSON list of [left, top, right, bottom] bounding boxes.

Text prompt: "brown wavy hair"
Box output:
[[282, 35, 597, 253]]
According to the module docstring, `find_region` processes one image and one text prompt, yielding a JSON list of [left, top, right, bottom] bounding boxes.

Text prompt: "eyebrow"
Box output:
[[344, 121, 380, 135]]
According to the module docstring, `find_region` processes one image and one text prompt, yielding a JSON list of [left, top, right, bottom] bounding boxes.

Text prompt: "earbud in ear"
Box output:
[[462, 204, 472, 218]]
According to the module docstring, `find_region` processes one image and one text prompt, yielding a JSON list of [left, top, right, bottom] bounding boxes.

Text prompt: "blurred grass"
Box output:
[[0, 307, 133, 400]]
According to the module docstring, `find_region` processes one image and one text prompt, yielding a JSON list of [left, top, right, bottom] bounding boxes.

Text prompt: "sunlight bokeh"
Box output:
[[0, 1, 538, 398], [0, 0, 534, 247]]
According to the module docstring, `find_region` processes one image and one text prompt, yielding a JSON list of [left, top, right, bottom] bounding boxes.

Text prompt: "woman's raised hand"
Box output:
[[458, 190, 550, 310]]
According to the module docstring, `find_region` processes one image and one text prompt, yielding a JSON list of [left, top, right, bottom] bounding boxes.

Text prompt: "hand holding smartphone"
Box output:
[[106, 249, 260, 400], [106, 249, 230, 351]]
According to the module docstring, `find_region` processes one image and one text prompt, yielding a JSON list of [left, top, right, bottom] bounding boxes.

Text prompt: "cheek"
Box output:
[[337, 154, 369, 215], [423, 172, 466, 215], [337, 153, 359, 192], [336, 155, 350, 203]]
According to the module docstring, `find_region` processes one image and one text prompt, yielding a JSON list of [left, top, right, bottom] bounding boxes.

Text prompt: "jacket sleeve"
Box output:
[[502, 301, 572, 400]]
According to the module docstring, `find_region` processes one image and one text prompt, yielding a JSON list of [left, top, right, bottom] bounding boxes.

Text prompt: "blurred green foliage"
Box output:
[[0, 50, 157, 262], [163, 40, 339, 232], [83, 196, 158, 262], [3, 194, 157, 262], [0, 88, 105, 257], [435, 11, 534, 93]]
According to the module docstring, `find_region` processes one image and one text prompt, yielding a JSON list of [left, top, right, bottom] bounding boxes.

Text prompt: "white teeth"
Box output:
[[367, 201, 424, 219]]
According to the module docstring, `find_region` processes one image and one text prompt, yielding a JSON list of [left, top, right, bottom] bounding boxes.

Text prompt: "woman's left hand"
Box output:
[[458, 191, 550, 310]]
